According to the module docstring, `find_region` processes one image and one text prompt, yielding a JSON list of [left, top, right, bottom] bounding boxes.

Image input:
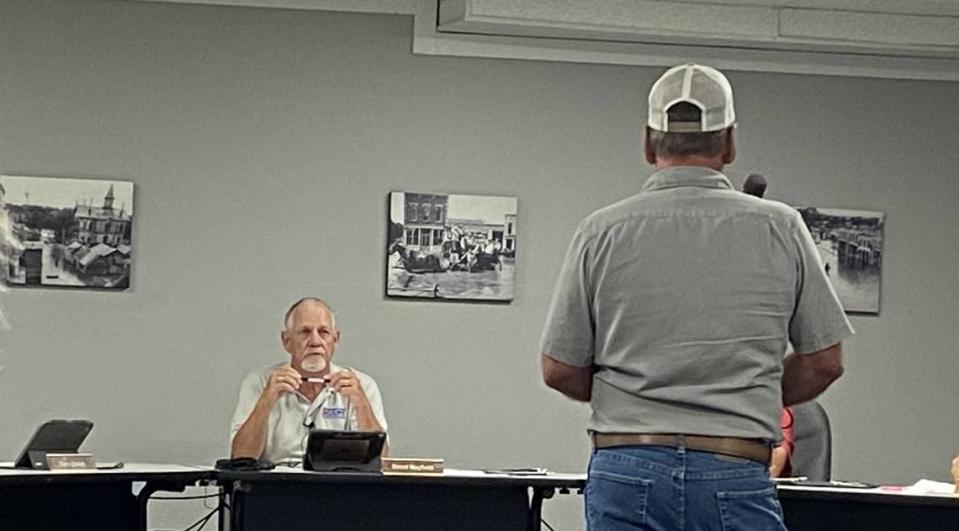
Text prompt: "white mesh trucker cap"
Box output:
[[647, 64, 736, 133]]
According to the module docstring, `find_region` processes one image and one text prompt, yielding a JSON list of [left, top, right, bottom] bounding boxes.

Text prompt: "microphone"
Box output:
[[743, 173, 767, 198]]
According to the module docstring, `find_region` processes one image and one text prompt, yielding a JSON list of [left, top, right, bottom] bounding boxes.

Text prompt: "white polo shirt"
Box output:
[[230, 362, 388, 465]]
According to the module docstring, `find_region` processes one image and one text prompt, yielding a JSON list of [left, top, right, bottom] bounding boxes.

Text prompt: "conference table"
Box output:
[[778, 483, 959, 531], [5, 462, 957, 530], [0, 462, 215, 531], [218, 467, 586, 531], [218, 469, 959, 531]]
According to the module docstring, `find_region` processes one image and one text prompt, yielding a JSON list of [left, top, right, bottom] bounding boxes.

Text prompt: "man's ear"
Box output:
[[723, 128, 736, 165], [644, 127, 657, 166], [280, 330, 293, 355]]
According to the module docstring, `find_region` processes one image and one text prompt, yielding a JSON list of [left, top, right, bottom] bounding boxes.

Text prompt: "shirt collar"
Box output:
[[640, 166, 734, 193]]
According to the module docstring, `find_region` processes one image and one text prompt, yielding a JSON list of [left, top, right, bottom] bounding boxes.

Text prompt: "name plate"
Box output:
[[381, 457, 444, 475], [46, 453, 96, 471]]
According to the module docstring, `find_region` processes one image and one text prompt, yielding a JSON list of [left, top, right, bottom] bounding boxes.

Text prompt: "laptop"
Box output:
[[14, 420, 93, 469], [303, 430, 386, 472]]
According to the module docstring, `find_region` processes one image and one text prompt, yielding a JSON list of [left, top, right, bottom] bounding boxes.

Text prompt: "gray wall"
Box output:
[[1, 0, 958, 528]]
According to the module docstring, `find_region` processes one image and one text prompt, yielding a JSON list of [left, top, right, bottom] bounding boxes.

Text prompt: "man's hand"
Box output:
[[262, 365, 302, 405], [328, 369, 382, 432], [769, 446, 787, 478], [327, 369, 372, 409]]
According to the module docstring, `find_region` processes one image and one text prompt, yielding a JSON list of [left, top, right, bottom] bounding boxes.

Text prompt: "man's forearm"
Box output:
[[231, 399, 274, 458], [551, 373, 592, 402], [782, 343, 845, 406], [352, 401, 383, 432], [351, 399, 389, 456]]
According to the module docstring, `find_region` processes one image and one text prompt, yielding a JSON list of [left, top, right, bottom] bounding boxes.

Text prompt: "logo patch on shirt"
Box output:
[[322, 407, 347, 419]]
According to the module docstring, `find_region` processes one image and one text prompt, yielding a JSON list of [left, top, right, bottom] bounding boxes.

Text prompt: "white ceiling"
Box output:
[[126, 0, 414, 14], [634, 0, 959, 16], [437, 0, 959, 58], [117, 0, 959, 79], [126, 0, 959, 17]]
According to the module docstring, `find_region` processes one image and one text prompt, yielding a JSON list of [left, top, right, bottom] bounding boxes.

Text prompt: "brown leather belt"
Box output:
[[592, 433, 771, 465]]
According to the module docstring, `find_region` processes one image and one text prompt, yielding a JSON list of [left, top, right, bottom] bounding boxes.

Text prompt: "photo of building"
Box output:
[[1, 175, 134, 290], [797, 207, 884, 314], [387, 191, 517, 301]]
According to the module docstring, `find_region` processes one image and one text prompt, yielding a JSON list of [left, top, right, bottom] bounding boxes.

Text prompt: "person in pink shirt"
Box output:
[[770, 408, 795, 477], [951, 453, 959, 492]]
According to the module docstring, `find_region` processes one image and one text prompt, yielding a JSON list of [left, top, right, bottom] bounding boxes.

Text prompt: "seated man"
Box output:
[[230, 297, 388, 464]]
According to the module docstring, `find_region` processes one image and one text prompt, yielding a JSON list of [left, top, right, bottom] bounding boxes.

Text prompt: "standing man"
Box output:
[[231, 297, 388, 464], [540, 64, 851, 530]]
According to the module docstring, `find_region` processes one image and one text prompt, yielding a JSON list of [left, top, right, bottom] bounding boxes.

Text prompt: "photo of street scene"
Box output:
[[797, 207, 883, 314], [0, 175, 134, 290], [387, 191, 517, 301]]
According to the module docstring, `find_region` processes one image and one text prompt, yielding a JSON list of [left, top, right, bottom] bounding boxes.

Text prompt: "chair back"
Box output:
[[789, 400, 832, 481]]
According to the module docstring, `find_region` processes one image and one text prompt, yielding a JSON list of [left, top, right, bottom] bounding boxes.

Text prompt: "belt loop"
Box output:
[[675, 434, 686, 455]]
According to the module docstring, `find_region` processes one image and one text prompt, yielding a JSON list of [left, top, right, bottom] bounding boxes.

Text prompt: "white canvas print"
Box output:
[[387, 191, 517, 301], [797, 207, 883, 314], [1, 175, 134, 290]]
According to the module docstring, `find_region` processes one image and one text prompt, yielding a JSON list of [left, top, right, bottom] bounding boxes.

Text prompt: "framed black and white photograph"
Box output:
[[387, 191, 517, 301], [0, 175, 134, 290], [797, 207, 883, 314]]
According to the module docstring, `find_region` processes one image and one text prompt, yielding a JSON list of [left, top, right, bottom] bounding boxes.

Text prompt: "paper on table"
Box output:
[[902, 479, 957, 495], [771, 476, 808, 483]]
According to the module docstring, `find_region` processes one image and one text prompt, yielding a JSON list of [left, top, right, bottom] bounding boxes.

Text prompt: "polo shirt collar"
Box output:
[[641, 166, 734, 193]]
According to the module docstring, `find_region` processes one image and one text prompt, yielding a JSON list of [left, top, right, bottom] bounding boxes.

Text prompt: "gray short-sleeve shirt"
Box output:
[[540, 166, 853, 440]]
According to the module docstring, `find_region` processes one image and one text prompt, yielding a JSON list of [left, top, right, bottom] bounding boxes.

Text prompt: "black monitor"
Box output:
[[14, 420, 93, 469], [303, 430, 386, 472]]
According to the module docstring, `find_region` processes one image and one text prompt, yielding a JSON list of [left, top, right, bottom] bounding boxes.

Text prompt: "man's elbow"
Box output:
[[230, 435, 259, 460], [812, 345, 845, 382], [541, 353, 571, 391], [822, 361, 845, 381], [542, 363, 564, 391], [541, 353, 593, 401]]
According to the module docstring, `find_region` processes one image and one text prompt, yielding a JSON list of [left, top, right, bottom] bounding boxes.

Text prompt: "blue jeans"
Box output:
[[586, 444, 787, 531]]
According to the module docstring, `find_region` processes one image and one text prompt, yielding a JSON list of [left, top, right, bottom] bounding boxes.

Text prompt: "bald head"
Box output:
[[283, 297, 336, 331], [743, 174, 767, 198]]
